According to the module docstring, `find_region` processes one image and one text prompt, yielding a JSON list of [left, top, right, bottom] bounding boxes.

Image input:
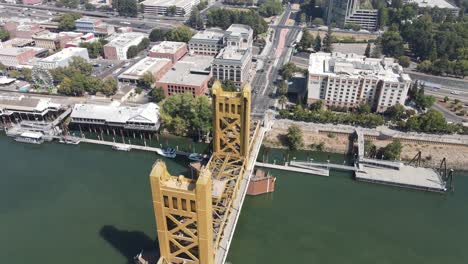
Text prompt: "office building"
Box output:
[[148, 41, 188, 63], [118, 57, 172, 83], [307, 52, 411, 112], [36, 47, 89, 69], [326, 0, 378, 31], [142, 0, 199, 17], [103, 32, 146, 60], [224, 24, 253, 50], [0, 48, 36, 67], [75, 17, 115, 36], [155, 55, 213, 96], [188, 28, 226, 56], [404, 0, 460, 15], [212, 47, 252, 88]]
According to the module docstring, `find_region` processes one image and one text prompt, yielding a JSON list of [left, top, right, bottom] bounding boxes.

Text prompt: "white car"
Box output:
[[450, 91, 460, 95]]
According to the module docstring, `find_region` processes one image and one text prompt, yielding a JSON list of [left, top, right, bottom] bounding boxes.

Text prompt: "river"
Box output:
[[1, 136, 467, 264]]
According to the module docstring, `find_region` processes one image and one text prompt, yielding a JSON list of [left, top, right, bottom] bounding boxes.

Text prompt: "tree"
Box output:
[[378, 7, 388, 29], [311, 18, 324, 26], [80, 41, 104, 59], [280, 62, 298, 80], [69, 57, 92, 75], [443, 96, 449, 102], [196, 0, 208, 10], [221, 80, 237, 92], [278, 80, 288, 95], [149, 87, 165, 103], [298, 28, 314, 52], [206, 8, 268, 37], [258, 0, 283, 17], [314, 34, 322, 51], [381, 139, 402, 160], [371, 38, 382, 58], [116, 0, 138, 17], [84, 3, 96, 10], [165, 26, 194, 43], [278, 95, 288, 109], [127, 45, 139, 59], [364, 43, 371, 58], [138, 37, 150, 51], [398, 56, 410, 68], [418, 109, 447, 132], [58, 13, 81, 31], [286, 125, 304, 151], [299, 13, 306, 24], [381, 30, 404, 57], [385, 104, 405, 120], [101, 78, 118, 96], [0, 29, 10, 41], [22, 68, 32, 82], [167, 5, 177, 16], [187, 9, 204, 30], [357, 103, 371, 114], [149, 29, 166, 42], [139, 72, 154, 89], [322, 27, 333, 53]]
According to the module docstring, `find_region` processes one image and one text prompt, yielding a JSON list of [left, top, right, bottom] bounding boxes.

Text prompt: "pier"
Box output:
[[255, 162, 330, 176]]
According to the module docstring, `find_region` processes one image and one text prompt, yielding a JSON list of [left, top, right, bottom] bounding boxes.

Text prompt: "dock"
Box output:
[[289, 160, 357, 171], [355, 164, 447, 193], [255, 162, 329, 176]]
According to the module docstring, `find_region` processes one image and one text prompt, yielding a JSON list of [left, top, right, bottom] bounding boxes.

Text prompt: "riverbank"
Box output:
[[264, 119, 468, 170]]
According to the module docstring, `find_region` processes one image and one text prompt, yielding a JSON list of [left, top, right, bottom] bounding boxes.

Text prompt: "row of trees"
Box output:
[[127, 37, 150, 59], [149, 26, 194, 43], [79, 39, 108, 59], [113, 0, 138, 17], [50, 57, 117, 96], [159, 93, 211, 140], [396, 109, 467, 134], [365, 139, 403, 160], [258, 0, 284, 17], [297, 28, 333, 53], [205, 8, 269, 36]]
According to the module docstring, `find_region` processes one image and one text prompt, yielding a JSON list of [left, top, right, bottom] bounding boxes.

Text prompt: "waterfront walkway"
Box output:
[[255, 162, 330, 176], [290, 160, 357, 172]]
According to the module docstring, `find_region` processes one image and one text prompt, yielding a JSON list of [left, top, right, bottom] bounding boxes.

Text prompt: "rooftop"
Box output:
[[71, 103, 160, 124], [75, 17, 101, 24], [150, 41, 186, 54], [0, 47, 33, 56], [141, 0, 194, 7], [0, 95, 60, 112], [407, 0, 459, 9], [308, 52, 411, 83], [190, 28, 225, 41], [158, 55, 213, 85], [215, 47, 249, 61], [32, 32, 59, 40], [105, 32, 146, 48], [226, 24, 252, 37], [119, 57, 172, 80], [39, 47, 87, 62]]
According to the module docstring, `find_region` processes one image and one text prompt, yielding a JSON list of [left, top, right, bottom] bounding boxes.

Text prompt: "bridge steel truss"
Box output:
[[149, 81, 258, 264]]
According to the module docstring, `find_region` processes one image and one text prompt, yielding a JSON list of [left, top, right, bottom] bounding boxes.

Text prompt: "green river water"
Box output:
[[1, 135, 467, 264]]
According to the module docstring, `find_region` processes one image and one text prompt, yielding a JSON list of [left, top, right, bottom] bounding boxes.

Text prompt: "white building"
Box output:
[[224, 24, 253, 50], [307, 52, 412, 112], [326, 0, 378, 31], [188, 28, 226, 56], [404, 0, 460, 15], [103, 32, 147, 60], [142, 0, 199, 17], [0, 95, 61, 118], [36, 47, 89, 70], [118, 57, 172, 83], [70, 103, 161, 131]]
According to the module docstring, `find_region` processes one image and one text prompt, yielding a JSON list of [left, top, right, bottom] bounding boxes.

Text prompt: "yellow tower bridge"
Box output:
[[147, 81, 269, 264]]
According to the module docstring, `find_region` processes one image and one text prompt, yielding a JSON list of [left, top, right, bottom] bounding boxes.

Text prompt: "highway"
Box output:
[[251, 5, 301, 115]]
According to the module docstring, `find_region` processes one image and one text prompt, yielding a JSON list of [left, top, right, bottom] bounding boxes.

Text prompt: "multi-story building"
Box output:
[[210, 24, 253, 87], [75, 17, 115, 36], [36, 47, 89, 69], [0, 48, 36, 67], [326, 0, 378, 31], [307, 52, 412, 112], [142, 0, 199, 17], [103, 32, 146, 60], [118, 57, 172, 83], [148, 41, 188, 63], [224, 24, 253, 50], [212, 47, 252, 88], [32, 32, 64, 51], [188, 28, 226, 56], [155, 55, 213, 97]]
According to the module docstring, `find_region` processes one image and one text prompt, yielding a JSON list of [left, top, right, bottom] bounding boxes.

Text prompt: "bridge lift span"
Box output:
[[148, 81, 258, 264]]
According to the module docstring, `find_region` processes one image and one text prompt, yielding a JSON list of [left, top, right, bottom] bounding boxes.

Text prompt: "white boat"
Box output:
[[156, 147, 176, 158], [188, 153, 204, 162], [59, 137, 81, 145], [112, 145, 132, 151], [14, 132, 44, 144]]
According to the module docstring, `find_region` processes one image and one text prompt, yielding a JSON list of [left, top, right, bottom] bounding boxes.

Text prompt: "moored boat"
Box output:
[[188, 153, 204, 162], [14, 132, 44, 144], [112, 145, 132, 151], [156, 147, 176, 158]]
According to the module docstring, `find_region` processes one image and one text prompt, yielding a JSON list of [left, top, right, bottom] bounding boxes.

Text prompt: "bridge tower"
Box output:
[[149, 80, 252, 264]]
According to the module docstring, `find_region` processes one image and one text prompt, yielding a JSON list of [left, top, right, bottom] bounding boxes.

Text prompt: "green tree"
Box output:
[[69, 57, 92, 75], [149, 87, 165, 103], [298, 28, 314, 52], [138, 72, 154, 89], [85, 3, 96, 10], [167, 5, 177, 16], [280, 62, 298, 80], [0, 29, 10, 41], [385, 104, 405, 120], [116, 0, 138, 17], [314, 34, 322, 51], [311, 18, 324, 26], [79, 41, 104, 59], [165, 26, 194, 43], [443, 96, 449, 102], [299, 13, 306, 24], [58, 13, 81, 31], [371, 37, 382, 58], [187, 9, 204, 30], [381, 139, 402, 160], [206, 8, 268, 36], [101, 78, 118, 96], [196, 0, 208, 10], [278, 95, 288, 109], [378, 7, 388, 29], [286, 124, 304, 151], [357, 103, 371, 114], [418, 109, 447, 132], [258, 0, 283, 17], [221, 80, 237, 92], [138, 37, 150, 50], [364, 43, 371, 58], [381, 30, 405, 57], [398, 56, 410, 68], [278, 80, 288, 95], [322, 27, 333, 53], [149, 28, 166, 42], [22, 68, 32, 82], [126, 45, 139, 59]]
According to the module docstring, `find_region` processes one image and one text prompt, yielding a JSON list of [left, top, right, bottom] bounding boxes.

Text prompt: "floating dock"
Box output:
[[355, 164, 447, 193], [255, 162, 329, 176]]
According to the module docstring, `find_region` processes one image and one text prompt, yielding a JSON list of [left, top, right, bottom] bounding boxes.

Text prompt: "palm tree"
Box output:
[[278, 95, 288, 109]]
